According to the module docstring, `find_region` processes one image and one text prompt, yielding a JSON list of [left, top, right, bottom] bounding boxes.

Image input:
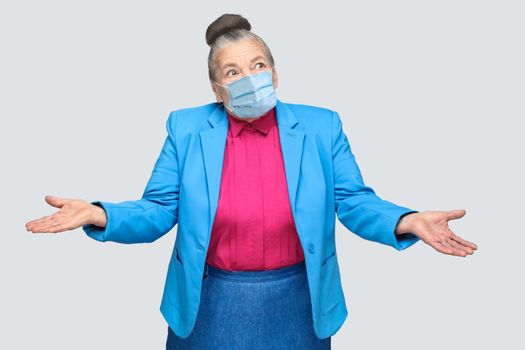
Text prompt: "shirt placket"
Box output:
[[236, 125, 264, 269]]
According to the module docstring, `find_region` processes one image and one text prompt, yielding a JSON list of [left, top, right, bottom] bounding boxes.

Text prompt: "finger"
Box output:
[[435, 241, 465, 257], [44, 222, 71, 233], [446, 239, 470, 256], [445, 209, 466, 221], [45, 195, 67, 209], [26, 213, 56, 226], [26, 215, 55, 231], [441, 240, 462, 255], [449, 232, 478, 250], [26, 217, 46, 229], [30, 223, 58, 233], [430, 241, 456, 255], [29, 215, 61, 233]]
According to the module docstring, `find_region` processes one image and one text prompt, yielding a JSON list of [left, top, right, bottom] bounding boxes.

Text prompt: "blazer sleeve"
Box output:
[[81, 111, 180, 244], [331, 110, 420, 251]]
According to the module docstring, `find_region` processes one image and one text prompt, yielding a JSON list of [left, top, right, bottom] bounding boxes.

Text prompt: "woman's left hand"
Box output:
[[395, 209, 478, 257]]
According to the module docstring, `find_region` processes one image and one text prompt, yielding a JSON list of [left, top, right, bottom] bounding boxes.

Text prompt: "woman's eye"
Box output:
[[227, 70, 237, 76], [255, 62, 265, 69]]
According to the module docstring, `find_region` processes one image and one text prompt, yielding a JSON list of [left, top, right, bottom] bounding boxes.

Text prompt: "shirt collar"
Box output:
[[226, 107, 277, 138]]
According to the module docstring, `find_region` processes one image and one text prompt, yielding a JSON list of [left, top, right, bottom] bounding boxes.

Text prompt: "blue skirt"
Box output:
[[166, 260, 331, 350]]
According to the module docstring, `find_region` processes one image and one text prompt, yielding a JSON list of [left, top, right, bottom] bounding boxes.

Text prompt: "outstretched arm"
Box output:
[[331, 110, 421, 251], [25, 111, 181, 244], [331, 109, 477, 256]]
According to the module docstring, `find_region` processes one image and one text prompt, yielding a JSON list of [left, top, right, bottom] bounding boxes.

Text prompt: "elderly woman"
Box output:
[[25, 13, 477, 350]]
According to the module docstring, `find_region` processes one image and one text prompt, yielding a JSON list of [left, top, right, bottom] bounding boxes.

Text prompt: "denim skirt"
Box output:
[[166, 260, 331, 350]]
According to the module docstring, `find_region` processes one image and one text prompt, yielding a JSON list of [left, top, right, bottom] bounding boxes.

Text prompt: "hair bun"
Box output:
[[205, 14, 251, 46]]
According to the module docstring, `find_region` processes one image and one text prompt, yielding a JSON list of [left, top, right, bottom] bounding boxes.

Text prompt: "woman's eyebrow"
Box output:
[[250, 55, 266, 63], [222, 56, 266, 71], [222, 62, 239, 70]]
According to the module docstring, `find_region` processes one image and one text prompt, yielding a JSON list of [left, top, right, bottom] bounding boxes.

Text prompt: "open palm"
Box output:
[[25, 195, 97, 234], [411, 209, 477, 257]]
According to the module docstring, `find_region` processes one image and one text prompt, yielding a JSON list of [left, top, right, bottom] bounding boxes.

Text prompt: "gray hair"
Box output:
[[207, 29, 275, 83]]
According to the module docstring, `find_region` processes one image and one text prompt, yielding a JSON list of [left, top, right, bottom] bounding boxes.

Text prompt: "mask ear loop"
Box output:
[[213, 80, 227, 103], [214, 81, 227, 88], [214, 81, 234, 113]]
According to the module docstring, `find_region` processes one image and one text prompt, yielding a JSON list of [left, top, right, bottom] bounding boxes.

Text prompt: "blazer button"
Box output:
[[307, 243, 315, 254]]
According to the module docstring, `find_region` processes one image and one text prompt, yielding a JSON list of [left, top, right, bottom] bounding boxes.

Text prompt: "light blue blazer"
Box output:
[[82, 99, 421, 339]]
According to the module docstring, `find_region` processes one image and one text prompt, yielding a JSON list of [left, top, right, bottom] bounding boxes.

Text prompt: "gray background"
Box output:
[[1, 1, 523, 349]]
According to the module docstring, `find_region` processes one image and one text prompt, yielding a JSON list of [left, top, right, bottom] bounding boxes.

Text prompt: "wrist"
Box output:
[[395, 212, 419, 235], [90, 204, 107, 228]]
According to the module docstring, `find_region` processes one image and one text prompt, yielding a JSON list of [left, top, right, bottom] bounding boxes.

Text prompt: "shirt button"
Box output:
[[307, 243, 315, 254]]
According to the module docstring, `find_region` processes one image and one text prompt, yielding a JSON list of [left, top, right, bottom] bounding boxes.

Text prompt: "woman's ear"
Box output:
[[211, 82, 223, 103], [272, 67, 278, 90]]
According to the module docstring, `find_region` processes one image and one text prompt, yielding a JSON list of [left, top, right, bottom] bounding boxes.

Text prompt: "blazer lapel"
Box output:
[[275, 100, 305, 221], [199, 99, 305, 235], [199, 106, 228, 232]]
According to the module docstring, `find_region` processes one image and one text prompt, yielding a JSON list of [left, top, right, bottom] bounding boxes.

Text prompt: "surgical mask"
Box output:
[[214, 70, 277, 119]]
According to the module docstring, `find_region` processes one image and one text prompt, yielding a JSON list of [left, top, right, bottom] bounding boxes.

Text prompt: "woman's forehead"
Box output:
[[216, 39, 268, 68]]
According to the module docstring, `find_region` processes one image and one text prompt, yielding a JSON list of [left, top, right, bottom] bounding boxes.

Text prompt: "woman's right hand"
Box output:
[[25, 195, 107, 234]]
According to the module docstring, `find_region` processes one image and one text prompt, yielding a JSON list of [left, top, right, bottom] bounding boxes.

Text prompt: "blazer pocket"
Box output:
[[175, 246, 184, 265], [321, 251, 336, 268], [319, 252, 343, 316]]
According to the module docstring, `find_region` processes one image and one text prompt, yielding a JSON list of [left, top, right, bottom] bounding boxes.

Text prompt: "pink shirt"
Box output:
[[205, 106, 305, 271]]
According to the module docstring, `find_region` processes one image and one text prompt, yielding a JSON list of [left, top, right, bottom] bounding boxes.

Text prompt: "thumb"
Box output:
[[45, 195, 66, 208], [445, 209, 466, 221]]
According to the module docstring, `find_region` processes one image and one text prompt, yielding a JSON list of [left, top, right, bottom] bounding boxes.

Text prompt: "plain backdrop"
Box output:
[[1, 1, 523, 349]]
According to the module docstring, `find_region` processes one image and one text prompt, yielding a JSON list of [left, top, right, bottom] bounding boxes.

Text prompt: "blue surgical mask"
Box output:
[[215, 70, 277, 119]]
